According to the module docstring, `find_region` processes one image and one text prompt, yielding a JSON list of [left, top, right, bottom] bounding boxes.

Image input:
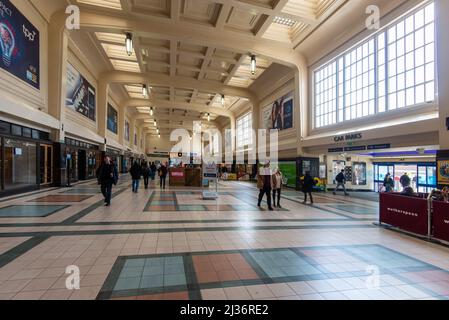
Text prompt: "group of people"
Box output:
[[382, 172, 415, 195], [256, 163, 284, 211], [256, 163, 318, 210], [130, 161, 168, 192], [96, 157, 169, 206]]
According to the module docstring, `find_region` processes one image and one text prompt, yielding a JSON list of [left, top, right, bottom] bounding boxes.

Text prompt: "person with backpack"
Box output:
[[302, 171, 316, 204], [96, 156, 118, 207], [333, 169, 349, 196], [130, 161, 142, 193]]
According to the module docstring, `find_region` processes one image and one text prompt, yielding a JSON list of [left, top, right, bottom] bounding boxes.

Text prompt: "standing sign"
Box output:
[[203, 162, 218, 200], [0, 0, 40, 89]]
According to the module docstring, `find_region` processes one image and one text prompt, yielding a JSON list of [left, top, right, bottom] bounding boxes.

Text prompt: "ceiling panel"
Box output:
[[130, 0, 171, 17], [180, 0, 222, 26]]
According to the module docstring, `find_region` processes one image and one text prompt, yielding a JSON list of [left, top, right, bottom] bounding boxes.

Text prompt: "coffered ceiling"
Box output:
[[50, 0, 348, 135]]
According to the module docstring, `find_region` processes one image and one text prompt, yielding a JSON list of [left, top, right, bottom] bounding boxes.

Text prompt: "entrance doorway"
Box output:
[[39, 144, 53, 185], [374, 163, 436, 193]]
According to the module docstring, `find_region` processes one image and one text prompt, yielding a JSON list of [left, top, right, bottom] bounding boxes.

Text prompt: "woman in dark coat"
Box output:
[[302, 171, 316, 205]]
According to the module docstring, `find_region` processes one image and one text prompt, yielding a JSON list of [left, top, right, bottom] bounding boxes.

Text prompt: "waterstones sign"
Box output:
[[333, 133, 363, 143]]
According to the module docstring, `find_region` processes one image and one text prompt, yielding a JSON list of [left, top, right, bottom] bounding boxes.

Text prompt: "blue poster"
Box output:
[[0, 0, 40, 89], [107, 104, 118, 134]]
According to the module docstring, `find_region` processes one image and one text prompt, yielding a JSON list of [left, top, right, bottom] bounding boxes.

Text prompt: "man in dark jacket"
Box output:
[[302, 171, 316, 204], [130, 161, 142, 193], [333, 169, 349, 196], [142, 162, 150, 189], [97, 156, 118, 206], [159, 163, 168, 189]]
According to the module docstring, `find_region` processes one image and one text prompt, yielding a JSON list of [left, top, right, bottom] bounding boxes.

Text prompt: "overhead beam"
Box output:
[[125, 98, 234, 118], [100, 71, 256, 100]]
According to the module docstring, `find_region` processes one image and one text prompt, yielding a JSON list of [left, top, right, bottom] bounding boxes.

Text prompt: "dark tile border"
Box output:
[[0, 235, 50, 268]]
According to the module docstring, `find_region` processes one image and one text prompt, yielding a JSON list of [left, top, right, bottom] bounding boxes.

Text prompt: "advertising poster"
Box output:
[[438, 160, 449, 185], [278, 161, 297, 188], [262, 91, 294, 131], [66, 63, 96, 121], [0, 0, 40, 89], [124, 121, 130, 141], [352, 162, 367, 185], [107, 104, 118, 134]]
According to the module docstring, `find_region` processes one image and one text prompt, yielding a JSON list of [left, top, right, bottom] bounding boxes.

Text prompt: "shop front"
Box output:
[[64, 137, 102, 182], [106, 148, 122, 173], [0, 120, 53, 196], [374, 162, 437, 193]]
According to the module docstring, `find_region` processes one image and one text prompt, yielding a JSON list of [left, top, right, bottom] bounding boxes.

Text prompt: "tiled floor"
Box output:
[[0, 177, 449, 300]]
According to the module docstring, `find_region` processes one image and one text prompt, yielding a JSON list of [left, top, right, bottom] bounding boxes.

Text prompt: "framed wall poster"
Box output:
[[352, 162, 367, 185], [437, 160, 449, 185], [262, 91, 294, 131], [0, 0, 40, 89], [66, 63, 96, 121], [107, 104, 118, 134], [124, 121, 130, 141]]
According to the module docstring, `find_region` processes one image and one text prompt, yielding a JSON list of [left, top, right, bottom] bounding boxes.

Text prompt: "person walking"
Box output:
[[130, 161, 142, 193], [96, 156, 118, 207], [150, 162, 157, 181], [272, 169, 283, 208], [257, 163, 274, 211], [383, 173, 395, 192], [142, 162, 150, 189], [333, 169, 349, 196], [159, 162, 168, 189], [302, 171, 316, 204]]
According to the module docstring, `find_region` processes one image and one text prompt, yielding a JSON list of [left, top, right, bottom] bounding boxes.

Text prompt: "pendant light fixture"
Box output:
[[250, 55, 257, 75], [221, 95, 225, 107], [142, 84, 148, 97], [150, 107, 154, 116], [125, 33, 133, 56]]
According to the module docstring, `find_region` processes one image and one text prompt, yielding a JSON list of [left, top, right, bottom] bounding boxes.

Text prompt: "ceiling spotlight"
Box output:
[[221, 95, 225, 107], [142, 84, 148, 97], [125, 33, 133, 56], [251, 55, 257, 76], [150, 107, 154, 116]]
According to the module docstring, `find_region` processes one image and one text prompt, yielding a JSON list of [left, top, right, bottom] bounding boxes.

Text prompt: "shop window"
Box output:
[[4, 139, 37, 190], [0, 121, 10, 135], [11, 125, 22, 136]]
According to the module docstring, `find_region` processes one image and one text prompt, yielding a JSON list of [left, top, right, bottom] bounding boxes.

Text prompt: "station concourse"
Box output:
[[0, 0, 449, 301]]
